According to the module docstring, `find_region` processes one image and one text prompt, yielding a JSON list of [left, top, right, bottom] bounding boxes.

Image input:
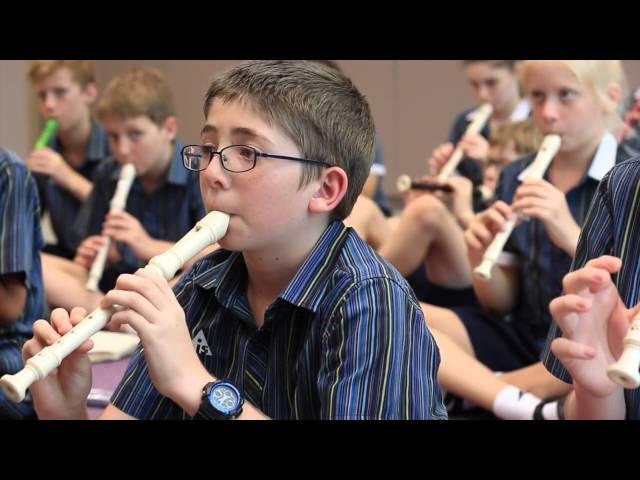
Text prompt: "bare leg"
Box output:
[[431, 327, 509, 411], [384, 216, 400, 233], [379, 195, 471, 288], [500, 362, 573, 400], [423, 302, 571, 400], [432, 327, 568, 419], [421, 302, 474, 355], [41, 253, 102, 312]]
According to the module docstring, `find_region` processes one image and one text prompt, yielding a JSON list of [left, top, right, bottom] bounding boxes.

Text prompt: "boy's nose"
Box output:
[[200, 153, 229, 189], [42, 93, 57, 112], [540, 99, 560, 122], [477, 86, 492, 103]]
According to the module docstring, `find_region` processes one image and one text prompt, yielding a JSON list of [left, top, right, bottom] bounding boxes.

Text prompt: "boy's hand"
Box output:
[[74, 235, 107, 269], [550, 256, 637, 397], [428, 143, 454, 176], [102, 269, 208, 402], [102, 211, 153, 260], [26, 148, 73, 187], [401, 174, 440, 206], [457, 132, 489, 164], [22, 307, 94, 419], [512, 178, 581, 256], [464, 200, 515, 266]]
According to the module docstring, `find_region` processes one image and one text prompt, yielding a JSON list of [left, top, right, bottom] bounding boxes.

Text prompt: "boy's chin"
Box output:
[[217, 237, 236, 251]]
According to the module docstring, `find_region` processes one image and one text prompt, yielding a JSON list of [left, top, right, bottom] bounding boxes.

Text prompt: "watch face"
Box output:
[[209, 384, 239, 414]]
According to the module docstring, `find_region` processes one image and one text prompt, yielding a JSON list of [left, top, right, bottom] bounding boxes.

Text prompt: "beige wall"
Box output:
[[0, 61, 32, 159], [3, 60, 640, 200]]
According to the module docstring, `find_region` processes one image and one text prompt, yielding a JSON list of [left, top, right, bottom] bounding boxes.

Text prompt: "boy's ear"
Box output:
[[606, 82, 622, 112], [83, 82, 98, 104], [308, 166, 348, 214], [162, 116, 178, 141]]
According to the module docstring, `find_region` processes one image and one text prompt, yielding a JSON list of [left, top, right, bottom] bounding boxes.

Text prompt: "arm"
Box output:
[[563, 385, 626, 420], [25, 148, 92, 202], [22, 308, 95, 420], [101, 268, 271, 420], [102, 210, 173, 263], [446, 176, 476, 229], [512, 179, 581, 257], [464, 201, 520, 312], [361, 174, 379, 199], [549, 256, 632, 419], [61, 170, 93, 202]]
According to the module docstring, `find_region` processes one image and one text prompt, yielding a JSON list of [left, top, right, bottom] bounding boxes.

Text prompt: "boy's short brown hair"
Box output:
[[490, 119, 543, 157], [28, 60, 96, 87], [204, 60, 376, 220], [96, 68, 175, 126], [462, 60, 520, 71]]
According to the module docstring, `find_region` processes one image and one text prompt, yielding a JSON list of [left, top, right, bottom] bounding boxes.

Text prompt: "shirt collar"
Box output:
[[586, 132, 618, 182], [517, 132, 618, 182], [192, 221, 349, 313], [51, 121, 109, 164]]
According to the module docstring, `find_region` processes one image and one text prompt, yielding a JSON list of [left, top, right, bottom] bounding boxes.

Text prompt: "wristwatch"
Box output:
[[194, 379, 244, 420]]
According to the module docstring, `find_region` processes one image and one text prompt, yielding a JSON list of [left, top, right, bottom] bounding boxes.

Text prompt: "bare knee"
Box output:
[[404, 195, 449, 232]]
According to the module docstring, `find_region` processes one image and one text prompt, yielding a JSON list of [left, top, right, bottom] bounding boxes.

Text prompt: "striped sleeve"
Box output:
[[0, 161, 40, 277], [318, 276, 447, 420]]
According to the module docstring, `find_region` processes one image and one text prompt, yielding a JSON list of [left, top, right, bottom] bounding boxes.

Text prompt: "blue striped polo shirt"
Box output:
[[72, 140, 205, 291], [542, 155, 640, 419], [112, 221, 447, 420]]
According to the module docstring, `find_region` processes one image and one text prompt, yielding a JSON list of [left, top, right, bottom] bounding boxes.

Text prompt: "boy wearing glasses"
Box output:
[[25, 60, 447, 420], [41, 68, 206, 313]]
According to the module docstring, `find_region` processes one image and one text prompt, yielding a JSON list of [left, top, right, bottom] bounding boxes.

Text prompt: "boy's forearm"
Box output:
[[60, 170, 93, 202], [559, 223, 581, 258], [565, 385, 626, 420], [36, 404, 90, 420], [361, 175, 379, 199]]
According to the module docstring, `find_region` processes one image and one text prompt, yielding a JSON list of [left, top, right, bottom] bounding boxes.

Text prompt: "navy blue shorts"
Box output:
[[407, 266, 478, 308], [43, 242, 74, 260], [452, 305, 541, 372]]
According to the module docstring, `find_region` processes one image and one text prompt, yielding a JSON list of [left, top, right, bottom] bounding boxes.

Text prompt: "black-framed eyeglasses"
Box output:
[[182, 144, 332, 173]]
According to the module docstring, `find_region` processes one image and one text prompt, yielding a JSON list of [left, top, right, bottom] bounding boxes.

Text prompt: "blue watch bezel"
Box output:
[[197, 379, 244, 420]]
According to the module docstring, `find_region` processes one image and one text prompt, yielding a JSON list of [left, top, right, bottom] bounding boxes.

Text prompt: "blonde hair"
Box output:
[[96, 68, 175, 126], [28, 60, 96, 87], [520, 60, 627, 132]]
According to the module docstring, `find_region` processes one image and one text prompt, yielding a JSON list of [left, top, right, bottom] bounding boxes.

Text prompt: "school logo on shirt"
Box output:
[[192, 330, 212, 356]]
